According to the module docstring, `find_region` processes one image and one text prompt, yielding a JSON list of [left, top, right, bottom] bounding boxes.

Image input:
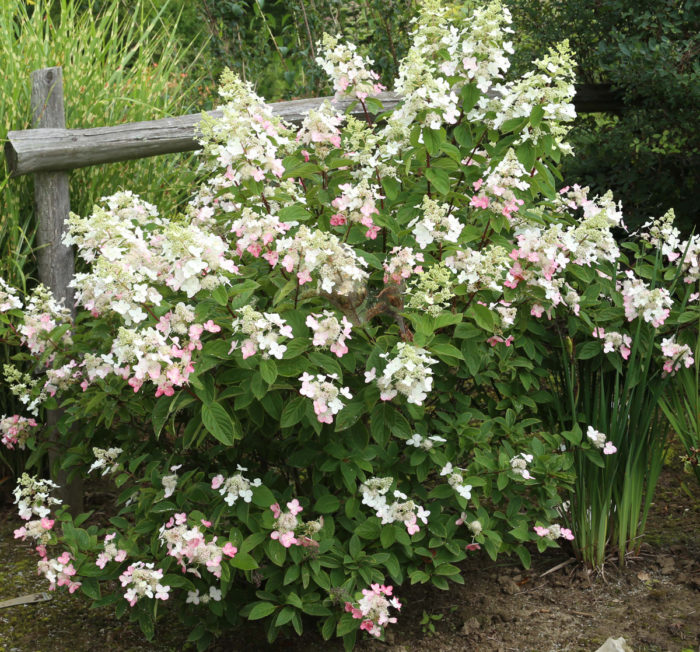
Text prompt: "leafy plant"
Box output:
[[1, 1, 697, 649]]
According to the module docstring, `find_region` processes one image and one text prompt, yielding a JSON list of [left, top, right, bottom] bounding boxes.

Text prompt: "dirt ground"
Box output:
[[1, 462, 698, 652]]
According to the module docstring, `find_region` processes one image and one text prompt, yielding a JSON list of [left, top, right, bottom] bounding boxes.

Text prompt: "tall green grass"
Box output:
[[659, 316, 700, 485], [0, 0, 206, 477]]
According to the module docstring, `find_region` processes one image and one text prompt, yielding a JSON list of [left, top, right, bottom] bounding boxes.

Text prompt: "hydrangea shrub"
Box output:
[[1, 0, 698, 648]]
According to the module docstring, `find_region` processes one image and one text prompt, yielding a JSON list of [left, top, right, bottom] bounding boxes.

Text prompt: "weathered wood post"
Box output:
[[31, 66, 83, 514]]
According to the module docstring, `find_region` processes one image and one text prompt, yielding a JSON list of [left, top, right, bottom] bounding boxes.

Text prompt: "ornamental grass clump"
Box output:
[[1, 0, 697, 648]]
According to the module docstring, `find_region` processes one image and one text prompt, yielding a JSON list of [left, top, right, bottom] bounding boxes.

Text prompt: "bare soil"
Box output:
[[1, 463, 698, 652]]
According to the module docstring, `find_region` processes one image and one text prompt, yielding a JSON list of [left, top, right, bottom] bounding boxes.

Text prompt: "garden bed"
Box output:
[[1, 462, 697, 651]]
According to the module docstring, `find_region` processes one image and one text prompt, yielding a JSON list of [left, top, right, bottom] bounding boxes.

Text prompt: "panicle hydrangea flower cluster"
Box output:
[[330, 179, 383, 240], [229, 205, 297, 260], [211, 465, 262, 506], [37, 551, 82, 593], [445, 245, 511, 292], [18, 284, 72, 358], [13, 473, 62, 521], [586, 427, 617, 455], [359, 477, 430, 535], [65, 192, 237, 323], [0, 277, 22, 312], [406, 264, 455, 317], [13, 514, 55, 547], [299, 372, 352, 424], [472, 41, 576, 153], [95, 533, 128, 569], [110, 325, 200, 397], [405, 433, 446, 451], [231, 305, 293, 359], [296, 101, 344, 159], [382, 247, 424, 284], [409, 196, 463, 250], [510, 453, 534, 480], [119, 561, 170, 606], [439, 463, 473, 500], [315, 34, 384, 101], [3, 364, 46, 416], [88, 446, 123, 475], [660, 336, 694, 376], [469, 149, 528, 220], [306, 311, 353, 357], [639, 210, 700, 288], [1, 414, 38, 450], [592, 327, 632, 360], [344, 584, 401, 638], [369, 343, 437, 406], [619, 271, 673, 327], [198, 69, 291, 184], [159, 513, 237, 578], [276, 226, 369, 297], [269, 499, 324, 549], [534, 524, 574, 541]]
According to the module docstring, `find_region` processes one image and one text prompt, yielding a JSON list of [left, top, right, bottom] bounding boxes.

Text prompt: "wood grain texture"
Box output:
[[5, 85, 623, 178], [31, 67, 83, 515]]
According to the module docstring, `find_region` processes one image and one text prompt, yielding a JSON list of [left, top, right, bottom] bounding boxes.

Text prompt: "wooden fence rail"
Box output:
[[5, 81, 620, 178]]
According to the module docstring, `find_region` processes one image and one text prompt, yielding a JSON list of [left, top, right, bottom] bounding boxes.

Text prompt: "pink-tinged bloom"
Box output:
[[330, 213, 346, 226], [560, 528, 574, 541], [297, 268, 313, 285], [530, 304, 545, 318], [241, 340, 257, 359], [603, 442, 617, 455], [473, 178, 483, 191], [211, 474, 224, 490], [470, 194, 490, 209], [466, 543, 481, 551], [40, 518, 54, 530], [201, 519, 212, 528], [203, 320, 221, 333], [222, 542, 237, 558], [270, 503, 282, 519], [287, 499, 303, 516], [533, 526, 549, 537], [301, 149, 310, 162]]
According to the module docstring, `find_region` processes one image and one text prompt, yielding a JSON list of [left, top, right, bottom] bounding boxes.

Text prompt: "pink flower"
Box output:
[[560, 528, 575, 541], [270, 503, 282, 519], [287, 499, 303, 516], [201, 519, 212, 527], [297, 268, 312, 285], [211, 474, 224, 490], [603, 442, 617, 455], [222, 542, 238, 558], [466, 543, 481, 551], [470, 194, 490, 209], [40, 518, 54, 530]]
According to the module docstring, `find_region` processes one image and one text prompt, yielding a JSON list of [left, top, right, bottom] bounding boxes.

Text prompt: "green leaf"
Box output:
[[211, 285, 229, 307], [313, 494, 340, 514], [530, 105, 545, 128], [201, 402, 236, 446], [248, 601, 277, 620], [281, 397, 307, 428], [425, 167, 450, 195], [259, 359, 278, 385], [470, 303, 495, 331], [230, 552, 259, 570], [423, 128, 445, 156], [337, 613, 357, 637], [576, 341, 602, 360], [334, 400, 364, 432], [430, 342, 464, 362]]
